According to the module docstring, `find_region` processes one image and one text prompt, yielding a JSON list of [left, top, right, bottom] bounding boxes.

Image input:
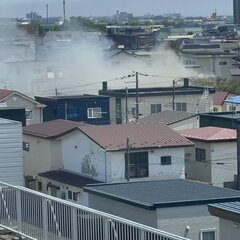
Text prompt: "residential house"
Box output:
[[84, 179, 240, 240], [35, 94, 110, 125], [22, 119, 82, 188], [0, 89, 45, 125], [23, 120, 193, 188], [224, 95, 240, 112], [181, 43, 237, 80], [0, 118, 24, 186], [38, 170, 101, 206], [208, 202, 240, 240], [138, 110, 199, 130], [200, 112, 240, 129], [179, 127, 237, 187], [213, 91, 236, 112], [99, 78, 215, 124]]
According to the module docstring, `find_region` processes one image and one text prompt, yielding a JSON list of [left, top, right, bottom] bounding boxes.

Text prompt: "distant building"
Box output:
[[233, 0, 240, 25]]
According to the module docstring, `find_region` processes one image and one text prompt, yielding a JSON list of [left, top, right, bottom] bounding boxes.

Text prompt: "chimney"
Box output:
[[183, 78, 189, 87], [102, 81, 107, 91]]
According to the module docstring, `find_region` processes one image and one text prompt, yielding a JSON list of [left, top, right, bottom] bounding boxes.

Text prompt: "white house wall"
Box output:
[[185, 142, 212, 183], [171, 116, 199, 131], [218, 218, 240, 240], [157, 205, 219, 240], [211, 142, 237, 187], [62, 131, 109, 182], [0, 119, 24, 186], [23, 135, 63, 178]]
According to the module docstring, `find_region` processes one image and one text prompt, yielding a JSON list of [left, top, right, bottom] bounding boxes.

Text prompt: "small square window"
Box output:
[[68, 190, 72, 200], [73, 192, 78, 201], [161, 156, 172, 165], [200, 229, 216, 240], [23, 142, 30, 151]]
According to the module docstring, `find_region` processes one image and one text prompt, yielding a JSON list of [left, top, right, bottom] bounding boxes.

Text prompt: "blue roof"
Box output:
[[224, 96, 240, 104]]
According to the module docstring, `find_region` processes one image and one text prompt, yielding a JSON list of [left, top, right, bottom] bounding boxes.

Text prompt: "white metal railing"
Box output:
[[0, 181, 190, 240]]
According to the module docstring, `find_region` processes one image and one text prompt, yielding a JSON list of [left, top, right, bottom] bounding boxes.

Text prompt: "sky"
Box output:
[[0, 0, 233, 18]]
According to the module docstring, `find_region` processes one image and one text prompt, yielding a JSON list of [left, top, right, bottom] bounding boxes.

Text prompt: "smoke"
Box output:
[[0, 21, 196, 97]]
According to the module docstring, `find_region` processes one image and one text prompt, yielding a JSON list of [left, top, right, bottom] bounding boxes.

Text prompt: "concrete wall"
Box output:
[[171, 115, 199, 131], [185, 140, 237, 187], [0, 119, 24, 186], [157, 205, 219, 240], [185, 141, 212, 183], [87, 193, 219, 239], [219, 218, 240, 240], [23, 135, 63, 177], [38, 176, 89, 206], [211, 142, 237, 187], [4, 93, 43, 125], [62, 131, 186, 182], [88, 193, 158, 228]]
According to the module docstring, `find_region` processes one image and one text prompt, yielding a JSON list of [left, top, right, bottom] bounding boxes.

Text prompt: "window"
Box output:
[[25, 109, 33, 120], [200, 230, 216, 240], [68, 190, 72, 200], [151, 104, 162, 114], [176, 102, 187, 112], [212, 107, 218, 112], [161, 156, 172, 165], [131, 107, 136, 118], [87, 107, 102, 119], [38, 181, 42, 191], [229, 105, 236, 112], [23, 142, 30, 151], [196, 148, 206, 161], [50, 188, 57, 197], [219, 61, 227, 65], [73, 192, 78, 201], [125, 152, 149, 179]]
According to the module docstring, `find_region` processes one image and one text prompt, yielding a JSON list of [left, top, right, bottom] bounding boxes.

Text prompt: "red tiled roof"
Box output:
[[213, 91, 236, 106], [179, 127, 236, 142], [23, 119, 83, 139], [0, 89, 15, 101], [78, 122, 193, 151]]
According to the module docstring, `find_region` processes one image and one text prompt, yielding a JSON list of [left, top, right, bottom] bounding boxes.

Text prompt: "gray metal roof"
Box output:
[[84, 179, 240, 210], [209, 201, 240, 214]]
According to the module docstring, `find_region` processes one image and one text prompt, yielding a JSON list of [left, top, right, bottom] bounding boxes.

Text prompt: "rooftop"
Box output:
[[23, 119, 83, 139], [138, 111, 197, 124], [208, 201, 240, 224], [79, 122, 193, 151], [39, 170, 102, 188], [213, 91, 236, 106], [0, 89, 15, 101], [84, 179, 240, 210], [179, 126, 236, 142]]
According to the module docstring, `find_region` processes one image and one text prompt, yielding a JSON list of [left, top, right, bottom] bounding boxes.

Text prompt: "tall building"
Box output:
[[233, 0, 240, 24]]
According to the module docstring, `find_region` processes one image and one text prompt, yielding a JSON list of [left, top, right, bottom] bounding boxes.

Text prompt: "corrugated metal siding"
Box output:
[[0, 119, 24, 186]]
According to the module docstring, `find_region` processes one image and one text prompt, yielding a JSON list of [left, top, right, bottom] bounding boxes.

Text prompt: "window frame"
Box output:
[[87, 107, 102, 119], [199, 229, 217, 240], [23, 142, 30, 152], [125, 152, 149, 179], [25, 109, 33, 120], [195, 148, 206, 162], [151, 104, 162, 114], [161, 156, 172, 165], [68, 190, 73, 200], [176, 102, 187, 112]]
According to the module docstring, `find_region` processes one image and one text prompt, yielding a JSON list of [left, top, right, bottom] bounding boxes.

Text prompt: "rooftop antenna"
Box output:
[[46, 4, 48, 24], [63, 0, 66, 23]]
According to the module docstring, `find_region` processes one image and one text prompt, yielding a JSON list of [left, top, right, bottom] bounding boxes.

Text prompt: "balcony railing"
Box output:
[[0, 181, 190, 240]]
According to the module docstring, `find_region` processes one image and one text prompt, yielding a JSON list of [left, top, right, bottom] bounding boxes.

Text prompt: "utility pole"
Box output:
[[237, 120, 240, 190], [135, 72, 139, 122], [55, 88, 58, 97], [126, 137, 130, 182], [125, 87, 129, 123], [63, 0, 66, 23], [172, 80, 176, 111], [46, 4, 49, 24]]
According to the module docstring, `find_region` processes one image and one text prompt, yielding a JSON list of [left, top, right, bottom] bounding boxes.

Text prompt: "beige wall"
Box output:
[[23, 135, 63, 178]]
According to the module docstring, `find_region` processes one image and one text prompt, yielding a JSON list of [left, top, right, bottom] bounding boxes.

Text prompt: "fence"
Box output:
[[0, 181, 190, 240]]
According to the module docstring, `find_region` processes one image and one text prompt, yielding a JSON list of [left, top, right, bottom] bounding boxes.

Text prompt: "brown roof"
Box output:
[[138, 111, 197, 124], [78, 122, 193, 151], [213, 91, 236, 106], [23, 119, 83, 139], [179, 127, 236, 142], [0, 89, 15, 101]]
